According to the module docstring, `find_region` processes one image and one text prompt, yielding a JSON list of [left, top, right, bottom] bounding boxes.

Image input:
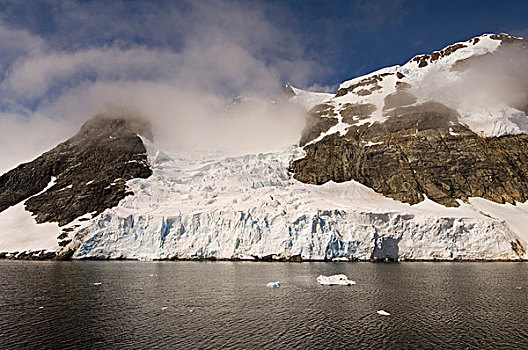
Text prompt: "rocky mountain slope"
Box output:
[[1, 33, 527, 261], [0, 114, 152, 258], [292, 33, 528, 209]]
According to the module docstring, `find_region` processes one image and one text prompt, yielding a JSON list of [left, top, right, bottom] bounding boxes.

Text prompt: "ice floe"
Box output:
[[267, 281, 281, 288], [317, 274, 356, 286]]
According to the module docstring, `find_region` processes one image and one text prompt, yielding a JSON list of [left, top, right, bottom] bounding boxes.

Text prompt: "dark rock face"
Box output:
[[383, 91, 417, 110], [292, 102, 528, 207], [335, 73, 392, 97], [0, 114, 153, 226], [340, 103, 376, 124], [411, 43, 467, 68], [299, 103, 338, 147]]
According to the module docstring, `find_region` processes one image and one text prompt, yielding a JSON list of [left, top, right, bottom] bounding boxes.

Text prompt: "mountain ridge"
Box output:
[[1, 33, 528, 261]]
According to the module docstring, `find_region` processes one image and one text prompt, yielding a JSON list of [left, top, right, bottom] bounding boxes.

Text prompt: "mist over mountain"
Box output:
[[1, 33, 528, 261]]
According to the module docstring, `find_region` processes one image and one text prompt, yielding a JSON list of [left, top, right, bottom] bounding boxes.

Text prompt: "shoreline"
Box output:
[[0, 251, 526, 263]]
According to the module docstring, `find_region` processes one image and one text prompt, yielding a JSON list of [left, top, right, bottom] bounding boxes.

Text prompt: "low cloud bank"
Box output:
[[0, 1, 322, 172]]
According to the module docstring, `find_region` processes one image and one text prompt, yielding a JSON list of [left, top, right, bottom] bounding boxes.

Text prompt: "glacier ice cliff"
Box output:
[[70, 142, 526, 261]]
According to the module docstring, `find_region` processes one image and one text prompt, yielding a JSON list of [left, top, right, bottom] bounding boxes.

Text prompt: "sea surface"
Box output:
[[0, 261, 527, 349]]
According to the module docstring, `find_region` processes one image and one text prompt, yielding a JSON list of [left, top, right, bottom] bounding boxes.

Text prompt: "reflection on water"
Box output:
[[0, 261, 526, 349]]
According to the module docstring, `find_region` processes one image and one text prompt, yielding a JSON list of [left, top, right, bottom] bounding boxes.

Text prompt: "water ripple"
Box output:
[[0, 261, 526, 349]]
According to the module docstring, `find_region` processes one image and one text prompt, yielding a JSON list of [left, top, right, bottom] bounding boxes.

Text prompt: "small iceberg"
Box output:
[[93, 282, 103, 286], [332, 257, 349, 262], [377, 310, 391, 316], [267, 281, 281, 288], [317, 274, 356, 286]]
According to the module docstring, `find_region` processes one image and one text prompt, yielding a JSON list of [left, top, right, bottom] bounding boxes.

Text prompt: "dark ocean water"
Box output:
[[0, 261, 527, 349]]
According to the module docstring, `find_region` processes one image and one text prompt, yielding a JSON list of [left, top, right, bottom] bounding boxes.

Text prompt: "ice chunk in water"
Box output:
[[267, 281, 281, 288], [317, 274, 356, 286], [377, 310, 391, 316]]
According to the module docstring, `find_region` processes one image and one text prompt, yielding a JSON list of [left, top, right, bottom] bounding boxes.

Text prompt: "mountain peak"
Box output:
[[78, 112, 154, 142], [0, 113, 153, 230]]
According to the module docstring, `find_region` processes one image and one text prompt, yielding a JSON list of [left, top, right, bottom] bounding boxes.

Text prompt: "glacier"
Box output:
[[67, 139, 527, 261], [2, 33, 528, 261]]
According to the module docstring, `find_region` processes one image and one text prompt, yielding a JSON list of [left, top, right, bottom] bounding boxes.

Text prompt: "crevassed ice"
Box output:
[[72, 141, 527, 261]]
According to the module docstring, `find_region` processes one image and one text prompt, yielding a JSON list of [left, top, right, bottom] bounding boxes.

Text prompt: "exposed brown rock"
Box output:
[[292, 102, 528, 207], [490, 33, 525, 44], [413, 43, 467, 68], [335, 73, 391, 97], [299, 103, 338, 147], [396, 81, 411, 90], [412, 54, 430, 68], [355, 89, 372, 96], [340, 103, 377, 124], [383, 91, 418, 110]]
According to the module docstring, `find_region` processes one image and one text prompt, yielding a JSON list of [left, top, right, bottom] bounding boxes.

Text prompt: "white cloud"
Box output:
[[2, 46, 181, 99], [0, 21, 45, 69], [0, 1, 322, 172]]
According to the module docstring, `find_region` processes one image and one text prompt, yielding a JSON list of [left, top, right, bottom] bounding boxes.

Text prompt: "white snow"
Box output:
[[266, 281, 281, 288], [317, 274, 356, 286], [65, 140, 528, 261], [0, 176, 60, 253], [339, 65, 401, 91], [332, 257, 349, 262], [289, 86, 334, 111], [365, 141, 384, 147], [290, 33, 527, 140], [468, 198, 528, 243]]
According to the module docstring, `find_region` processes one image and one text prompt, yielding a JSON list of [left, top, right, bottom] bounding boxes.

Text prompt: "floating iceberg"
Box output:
[[377, 310, 391, 316], [332, 257, 349, 262], [267, 281, 281, 288], [317, 274, 356, 286]]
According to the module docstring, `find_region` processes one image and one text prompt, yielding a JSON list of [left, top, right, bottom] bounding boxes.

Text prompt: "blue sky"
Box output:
[[0, 0, 527, 171], [1, 0, 527, 92]]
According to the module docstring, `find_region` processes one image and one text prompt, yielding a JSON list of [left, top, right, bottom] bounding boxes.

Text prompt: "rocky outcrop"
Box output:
[[299, 103, 338, 146], [335, 73, 392, 97], [292, 102, 528, 207], [383, 91, 417, 110], [340, 103, 377, 124], [0, 114, 153, 226], [412, 43, 467, 68]]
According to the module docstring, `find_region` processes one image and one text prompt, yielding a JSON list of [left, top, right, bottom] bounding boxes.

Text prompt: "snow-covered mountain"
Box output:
[[1, 33, 527, 261]]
